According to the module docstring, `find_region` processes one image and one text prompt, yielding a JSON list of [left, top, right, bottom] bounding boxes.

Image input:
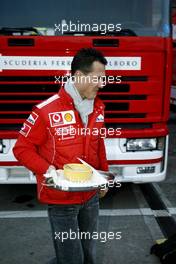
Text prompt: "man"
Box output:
[[13, 48, 108, 264]]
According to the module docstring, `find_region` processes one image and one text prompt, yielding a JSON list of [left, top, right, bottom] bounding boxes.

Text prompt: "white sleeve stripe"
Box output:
[[36, 94, 59, 109]]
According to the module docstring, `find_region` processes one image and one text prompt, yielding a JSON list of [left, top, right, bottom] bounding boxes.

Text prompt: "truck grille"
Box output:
[[0, 75, 161, 130], [0, 78, 59, 130], [98, 75, 162, 125]]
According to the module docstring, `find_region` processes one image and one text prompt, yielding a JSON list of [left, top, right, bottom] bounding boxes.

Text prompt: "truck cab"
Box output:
[[0, 0, 172, 183]]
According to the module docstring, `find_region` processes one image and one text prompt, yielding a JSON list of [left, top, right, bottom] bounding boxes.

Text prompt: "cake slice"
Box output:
[[63, 163, 92, 182]]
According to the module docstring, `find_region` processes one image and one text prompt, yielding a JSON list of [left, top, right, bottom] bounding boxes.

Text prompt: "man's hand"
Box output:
[[98, 188, 108, 198], [46, 165, 56, 174], [44, 165, 58, 185]]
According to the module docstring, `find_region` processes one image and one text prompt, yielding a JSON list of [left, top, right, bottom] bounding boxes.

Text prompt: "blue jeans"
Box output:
[[47, 193, 99, 264]]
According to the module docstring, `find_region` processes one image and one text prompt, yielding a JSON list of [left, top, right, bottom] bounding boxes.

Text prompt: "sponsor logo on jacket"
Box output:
[[27, 112, 39, 125], [96, 114, 104, 122], [19, 123, 31, 137], [49, 110, 76, 127]]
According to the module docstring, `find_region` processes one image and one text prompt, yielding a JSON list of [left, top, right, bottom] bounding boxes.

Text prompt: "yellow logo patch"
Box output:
[[64, 113, 73, 122]]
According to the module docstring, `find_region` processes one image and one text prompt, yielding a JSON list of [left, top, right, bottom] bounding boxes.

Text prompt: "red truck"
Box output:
[[171, 2, 176, 106], [0, 0, 172, 183]]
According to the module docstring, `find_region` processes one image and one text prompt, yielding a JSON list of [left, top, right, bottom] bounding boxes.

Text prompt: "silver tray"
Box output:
[[46, 170, 115, 192]]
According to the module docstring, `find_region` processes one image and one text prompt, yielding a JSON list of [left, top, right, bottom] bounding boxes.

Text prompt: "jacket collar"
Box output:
[[58, 86, 105, 110]]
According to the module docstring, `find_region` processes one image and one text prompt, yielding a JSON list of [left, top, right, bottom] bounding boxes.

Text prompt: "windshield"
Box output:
[[0, 0, 171, 37]]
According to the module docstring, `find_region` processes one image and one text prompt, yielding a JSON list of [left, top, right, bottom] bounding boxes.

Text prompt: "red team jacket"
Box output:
[[13, 88, 108, 204]]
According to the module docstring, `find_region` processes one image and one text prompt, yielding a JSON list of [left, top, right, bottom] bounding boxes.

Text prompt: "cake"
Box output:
[[63, 163, 92, 182]]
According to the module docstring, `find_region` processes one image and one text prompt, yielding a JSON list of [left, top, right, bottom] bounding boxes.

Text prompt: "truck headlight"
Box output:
[[0, 139, 4, 153], [126, 138, 157, 151]]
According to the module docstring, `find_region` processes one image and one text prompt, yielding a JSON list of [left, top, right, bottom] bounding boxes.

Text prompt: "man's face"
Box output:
[[75, 61, 106, 100]]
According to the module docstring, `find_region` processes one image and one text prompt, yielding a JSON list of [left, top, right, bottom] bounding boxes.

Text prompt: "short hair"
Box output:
[[71, 48, 107, 75]]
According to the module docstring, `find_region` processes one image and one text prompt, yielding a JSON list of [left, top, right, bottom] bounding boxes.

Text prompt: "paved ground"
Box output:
[[0, 184, 162, 264]]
